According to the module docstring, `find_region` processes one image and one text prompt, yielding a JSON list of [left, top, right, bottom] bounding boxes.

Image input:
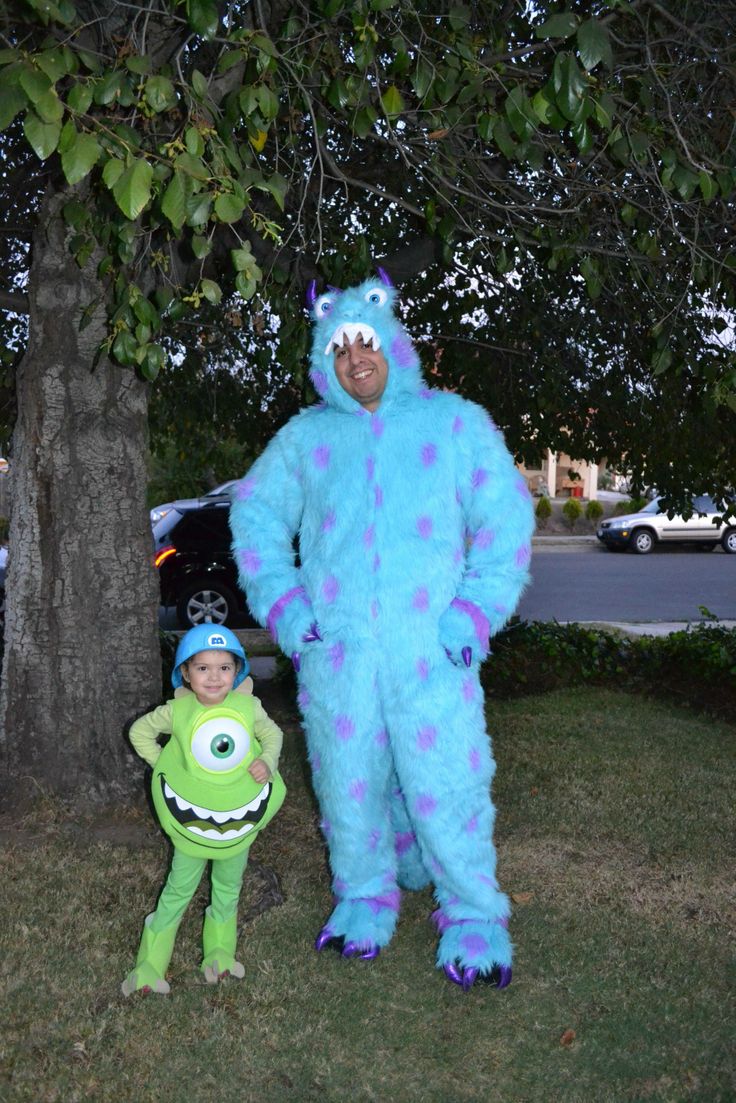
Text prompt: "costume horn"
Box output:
[[306, 280, 317, 309], [376, 266, 394, 288]]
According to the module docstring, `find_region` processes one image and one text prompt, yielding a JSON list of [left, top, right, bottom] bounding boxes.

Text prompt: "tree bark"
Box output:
[[0, 185, 161, 804]]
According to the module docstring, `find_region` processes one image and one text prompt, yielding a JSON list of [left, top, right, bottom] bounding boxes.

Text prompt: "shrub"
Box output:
[[614, 497, 647, 515], [483, 619, 736, 720], [585, 499, 604, 524], [562, 497, 583, 529], [535, 496, 552, 527]]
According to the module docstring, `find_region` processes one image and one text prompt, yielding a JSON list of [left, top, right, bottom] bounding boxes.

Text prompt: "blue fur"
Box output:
[[230, 277, 534, 974]]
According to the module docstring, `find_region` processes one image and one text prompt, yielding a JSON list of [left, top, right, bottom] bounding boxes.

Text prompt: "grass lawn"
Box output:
[[1, 687, 734, 1103]]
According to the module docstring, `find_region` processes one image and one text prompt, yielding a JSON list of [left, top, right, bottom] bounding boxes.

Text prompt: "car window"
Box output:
[[642, 499, 661, 514], [692, 495, 714, 513]]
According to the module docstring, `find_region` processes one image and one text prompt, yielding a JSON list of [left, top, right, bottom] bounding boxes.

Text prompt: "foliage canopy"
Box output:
[[1, 0, 735, 499]]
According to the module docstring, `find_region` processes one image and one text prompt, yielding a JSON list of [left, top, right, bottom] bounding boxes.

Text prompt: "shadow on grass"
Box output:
[[1, 686, 734, 1103]]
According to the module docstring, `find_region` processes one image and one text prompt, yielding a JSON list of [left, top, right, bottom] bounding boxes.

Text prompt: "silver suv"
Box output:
[[597, 495, 736, 554]]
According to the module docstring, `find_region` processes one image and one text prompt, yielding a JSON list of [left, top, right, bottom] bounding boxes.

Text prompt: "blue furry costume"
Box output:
[[230, 274, 534, 988]]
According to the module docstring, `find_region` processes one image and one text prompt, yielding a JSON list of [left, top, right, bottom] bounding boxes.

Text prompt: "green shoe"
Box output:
[[121, 913, 180, 996], [201, 907, 245, 984]]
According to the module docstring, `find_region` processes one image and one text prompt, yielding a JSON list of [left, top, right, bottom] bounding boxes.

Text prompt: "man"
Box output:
[[230, 271, 534, 989]]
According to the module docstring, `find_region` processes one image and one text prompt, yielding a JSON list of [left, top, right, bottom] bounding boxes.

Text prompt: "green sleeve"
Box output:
[[129, 702, 174, 767], [252, 696, 283, 776]]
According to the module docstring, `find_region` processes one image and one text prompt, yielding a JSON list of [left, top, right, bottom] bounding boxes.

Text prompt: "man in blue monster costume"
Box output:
[[229, 270, 534, 989]]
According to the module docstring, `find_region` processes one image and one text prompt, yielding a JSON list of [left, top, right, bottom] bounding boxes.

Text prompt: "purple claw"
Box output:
[[315, 926, 337, 952], [443, 961, 464, 986], [461, 646, 473, 667], [462, 966, 479, 991], [341, 940, 380, 960], [496, 965, 512, 989], [302, 622, 322, 643], [291, 651, 301, 672]]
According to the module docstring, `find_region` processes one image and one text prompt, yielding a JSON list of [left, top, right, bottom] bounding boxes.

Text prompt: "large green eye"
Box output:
[[191, 717, 250, 772]]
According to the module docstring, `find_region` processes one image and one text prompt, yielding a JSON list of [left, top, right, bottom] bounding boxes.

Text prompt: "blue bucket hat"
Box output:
[[172, 625, 249, 689]]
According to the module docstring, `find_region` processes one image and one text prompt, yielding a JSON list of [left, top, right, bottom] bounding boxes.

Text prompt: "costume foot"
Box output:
[[202, 955, 246, 984], [314, 926, 380, 960], [443, 961, 512, 991], [201, 909, 244, 984], [435, 911, 512, 991], [121, 913, 179, 997], [314, 892, 399, 958]]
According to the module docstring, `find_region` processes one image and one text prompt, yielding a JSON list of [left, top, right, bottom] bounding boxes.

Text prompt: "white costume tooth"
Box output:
[[175, 793, 190, 812], [210, 808, 233, 824], [164, 782, 175, 800], [188, 824, 253, 840], [323, 322, 380, 356], [190, 801, 211, 820]]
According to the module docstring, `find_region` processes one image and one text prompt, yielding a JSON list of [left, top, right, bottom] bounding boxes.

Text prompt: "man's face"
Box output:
[[333, 332, 388, 411]]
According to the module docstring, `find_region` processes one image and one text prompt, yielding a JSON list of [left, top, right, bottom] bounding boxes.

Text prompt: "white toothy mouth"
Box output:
[[324, 322, 381, 356], [161, 777, 271, 841]]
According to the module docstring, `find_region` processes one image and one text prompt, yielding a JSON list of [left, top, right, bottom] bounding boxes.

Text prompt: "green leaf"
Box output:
[[192, 234, 211, 258], [201, 278, 222, 304], [67, 82, 93, 114], [93, 70, 125, 106], [125, 55, 151, 75], [214, 193, 245, 223], [532, 89, 555, 126], [381, 84, 404, 117], [352, 105, 378, 138], [577, 19, 612, 71], [23, 111, 61, 160], [102, 157, 124, 188], [36, 48, 69, 82], [699, 171, 718, 204], [35, 88, 64, 123], [144, 75, 177, 113], [217, 49, 244, 74], [185, 127, 205, 157], [186, 192, 212, 226], [505, 86, 533, 139], [256, 84, 279, 120], [19, 66, 52, 102], [536, 12, 579, 39], [235, 271, 257, 300], [412, 56, 433, 101], [265, 172, 287, 211], [231, 246, 253, 271], [174, 152, 209, 180], [112, 158, 153, 219], [191, 69, 210, 99], [62, 199, 89, 227], [593, 93, 615, 130], [0, 86, 27, 131], [61, 131, 101, 184], [652, 347, 673, 376], [571, 119, 593, 155], [187, 0, 219, 39], [493, 117, 517, 160], [672, 165, 698, 201], [477, 112, 495, 141], [140, 344, 164, 382], [112, 328, 138, 366], [161, 171, 187, 230], [621, 202, 637, 225]]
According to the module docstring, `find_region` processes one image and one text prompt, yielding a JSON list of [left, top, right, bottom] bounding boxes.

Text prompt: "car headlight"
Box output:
[[150, 507, 171, 524]]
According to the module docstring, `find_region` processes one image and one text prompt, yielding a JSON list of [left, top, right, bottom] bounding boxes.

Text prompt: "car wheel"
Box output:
[[721, 529, 736, 554], [176, 580, 239, 628], [630, 528, 655, 554]]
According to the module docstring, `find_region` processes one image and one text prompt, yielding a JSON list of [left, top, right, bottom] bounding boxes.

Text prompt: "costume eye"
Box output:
[[191, 717, 250, 772], [364, 288, 387, 306], [315, 294, 334, 317]]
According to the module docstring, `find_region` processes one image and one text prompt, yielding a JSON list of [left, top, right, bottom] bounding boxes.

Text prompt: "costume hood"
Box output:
[[307, 273, 425, 413]]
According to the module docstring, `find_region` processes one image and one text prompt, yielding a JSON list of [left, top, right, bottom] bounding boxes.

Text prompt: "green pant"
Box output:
[[149, 848, 250, 933]]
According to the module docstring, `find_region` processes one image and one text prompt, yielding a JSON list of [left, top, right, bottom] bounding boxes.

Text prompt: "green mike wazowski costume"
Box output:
[[122, 626, 286, 996]]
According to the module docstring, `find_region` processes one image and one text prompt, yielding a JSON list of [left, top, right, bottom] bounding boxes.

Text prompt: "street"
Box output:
[[519, 544, 736, 623]]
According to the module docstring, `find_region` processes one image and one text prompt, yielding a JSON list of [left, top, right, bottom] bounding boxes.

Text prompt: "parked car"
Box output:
[[153, 488, 258, 627], [150, 480, 237, 526], [597, 495, 736, 554]]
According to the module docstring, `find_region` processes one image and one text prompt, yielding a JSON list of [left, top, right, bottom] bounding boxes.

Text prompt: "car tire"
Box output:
[[630, 528, 655, 554], [176, 579, 239, 628], [721, 529, 736, 554]]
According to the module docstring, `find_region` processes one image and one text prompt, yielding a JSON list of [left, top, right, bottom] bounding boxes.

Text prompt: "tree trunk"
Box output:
[[0, 186, 161, 804]]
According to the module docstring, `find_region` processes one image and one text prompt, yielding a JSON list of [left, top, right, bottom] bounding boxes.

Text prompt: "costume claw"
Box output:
[[342, 941, 380, 961], [461, 646, 473, 667], [496, 965, 512, 989], [303, 623, 322, 643], [291, 651, 301, 672], [443, 961, 464, 986], [315, 926, 343, 953], [462, 966, 479, 991]]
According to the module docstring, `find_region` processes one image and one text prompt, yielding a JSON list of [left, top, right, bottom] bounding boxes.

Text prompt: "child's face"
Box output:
[[182, 650, 239, 706]]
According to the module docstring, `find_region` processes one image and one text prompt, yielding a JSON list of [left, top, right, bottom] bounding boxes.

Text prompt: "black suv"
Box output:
[[153, 491, 257, 628]]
